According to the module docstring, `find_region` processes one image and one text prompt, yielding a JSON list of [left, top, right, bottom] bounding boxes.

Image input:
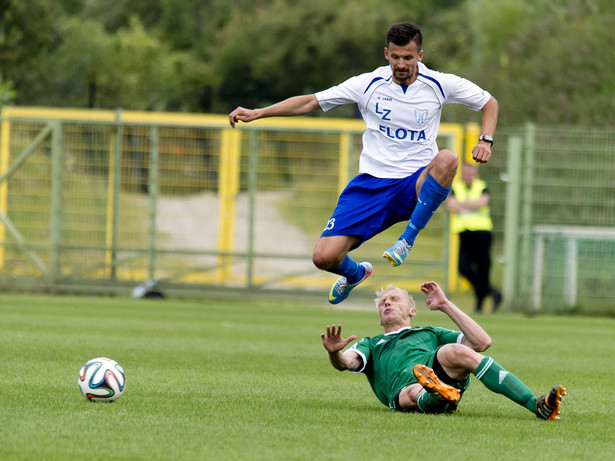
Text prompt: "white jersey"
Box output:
[[315, 62, 491, 178]]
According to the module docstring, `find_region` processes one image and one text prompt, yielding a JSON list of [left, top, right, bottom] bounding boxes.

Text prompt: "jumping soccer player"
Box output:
[[229, 22, 498, 304], [321, 281, 566, 419]]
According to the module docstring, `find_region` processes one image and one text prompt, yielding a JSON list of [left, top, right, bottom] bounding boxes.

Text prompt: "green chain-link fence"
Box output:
[[1, 108, 614, 315]]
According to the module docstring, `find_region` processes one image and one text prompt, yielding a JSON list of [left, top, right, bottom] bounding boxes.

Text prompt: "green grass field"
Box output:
[[2, 292, 614, 460]]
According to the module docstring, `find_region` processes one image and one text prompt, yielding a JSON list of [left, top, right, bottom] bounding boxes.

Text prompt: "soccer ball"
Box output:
[[78, 357, 126, 402]]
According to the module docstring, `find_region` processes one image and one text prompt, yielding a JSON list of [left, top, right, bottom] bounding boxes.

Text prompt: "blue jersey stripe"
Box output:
[[418, 73, 445, 98], [363, 77, 383, 94], [363, 76, 390, 94]]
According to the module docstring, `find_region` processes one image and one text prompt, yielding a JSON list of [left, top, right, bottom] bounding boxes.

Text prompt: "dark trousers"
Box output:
[[458, 230, 493, 310]]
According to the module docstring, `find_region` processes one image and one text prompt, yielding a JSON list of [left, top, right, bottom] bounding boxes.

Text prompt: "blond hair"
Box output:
[[374, 284, 415, 308]]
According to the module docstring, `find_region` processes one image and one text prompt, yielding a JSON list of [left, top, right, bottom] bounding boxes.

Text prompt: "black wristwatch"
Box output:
[[479, 134, 494, 146]]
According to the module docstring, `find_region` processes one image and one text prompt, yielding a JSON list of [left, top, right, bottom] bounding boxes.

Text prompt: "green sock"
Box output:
[[473, 356, 536, 413], [416, 390, 452, 414]]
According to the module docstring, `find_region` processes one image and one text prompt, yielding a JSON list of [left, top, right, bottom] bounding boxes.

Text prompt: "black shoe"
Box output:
[[536, 385, 566, 420]]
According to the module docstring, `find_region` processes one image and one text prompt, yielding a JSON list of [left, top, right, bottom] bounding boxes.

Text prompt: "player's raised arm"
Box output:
[[420, 281, 492, 352], [471, 96, 499, 163], [229, 94, 321, 128]]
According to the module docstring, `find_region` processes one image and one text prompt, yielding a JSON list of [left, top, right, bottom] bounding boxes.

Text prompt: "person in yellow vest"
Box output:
[[447, 164, 502, 313]]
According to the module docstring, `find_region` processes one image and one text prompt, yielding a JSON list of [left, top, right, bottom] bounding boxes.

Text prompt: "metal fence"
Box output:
[[1, 107, 614, 315], [481, 124, 615, 315], [0, 107, 465, 301]]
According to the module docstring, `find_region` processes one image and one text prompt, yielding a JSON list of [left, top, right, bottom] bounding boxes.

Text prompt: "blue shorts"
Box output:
[[321, 168, 426, 249]]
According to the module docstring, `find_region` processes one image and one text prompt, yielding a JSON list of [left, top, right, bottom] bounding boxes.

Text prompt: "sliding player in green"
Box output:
[[321, 281, 565, 419]]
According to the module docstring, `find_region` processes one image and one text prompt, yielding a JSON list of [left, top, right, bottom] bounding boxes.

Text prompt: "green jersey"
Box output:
[[347, 325, 463, 408]]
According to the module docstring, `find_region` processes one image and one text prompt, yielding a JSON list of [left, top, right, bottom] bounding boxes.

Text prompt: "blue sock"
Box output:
[[330, 255, 364, 284], [399, 175, 451, 245]]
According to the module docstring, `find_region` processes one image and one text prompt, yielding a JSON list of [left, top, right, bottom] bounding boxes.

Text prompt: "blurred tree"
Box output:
[[476, 0, 615, 125], [211, 0, 473, 113], [80, 0, 164, 32], [14, 15, 207, 111], [0, 0, 62, 105], [211, 0, 405, 112], [157, 0, 266, 52], [1, 0, 612, 124], [0, 77, 16, 107]]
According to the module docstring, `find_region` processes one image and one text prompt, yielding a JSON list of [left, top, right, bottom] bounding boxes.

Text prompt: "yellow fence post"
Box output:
[[0, 109, 10, 269], [464, 123, 480, 163], [217, 129, 241, 282]]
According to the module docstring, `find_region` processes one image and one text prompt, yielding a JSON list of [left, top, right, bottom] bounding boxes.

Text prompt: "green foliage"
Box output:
[[157, 0, 257, 53], [25, 17, 108, 108], [0, 76, 16, 107], [0, 0, 62, 105], [1, 293, 614, 459], [0, 0, 613, 123], [474, 0, 615, 125], [79, 0, 164, 32], [211, 0, 390, 110], [18, 15, 207, 111]]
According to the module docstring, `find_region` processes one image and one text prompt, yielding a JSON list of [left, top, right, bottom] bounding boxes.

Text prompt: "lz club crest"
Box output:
[[415, 110, 428, 125]]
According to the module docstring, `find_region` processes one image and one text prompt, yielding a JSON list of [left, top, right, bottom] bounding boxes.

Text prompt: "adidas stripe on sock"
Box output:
[[474, 356, 536, 412]]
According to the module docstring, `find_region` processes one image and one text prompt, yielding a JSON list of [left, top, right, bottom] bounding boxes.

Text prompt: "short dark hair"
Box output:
[[386, 23, 422, 49]]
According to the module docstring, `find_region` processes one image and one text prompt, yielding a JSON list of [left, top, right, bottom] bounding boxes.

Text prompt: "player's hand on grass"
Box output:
[[321, 324, 356, 354]]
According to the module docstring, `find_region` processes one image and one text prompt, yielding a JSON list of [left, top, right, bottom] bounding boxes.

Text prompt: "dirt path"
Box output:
[[151, 190, 316, 276]]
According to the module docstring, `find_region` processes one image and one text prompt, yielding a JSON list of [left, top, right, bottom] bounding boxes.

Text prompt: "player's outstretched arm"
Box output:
[[229, 94, 320, 128], [420, 281, 492, 352], [321, 324, 362, 372], [471, 96, 498, 163]]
